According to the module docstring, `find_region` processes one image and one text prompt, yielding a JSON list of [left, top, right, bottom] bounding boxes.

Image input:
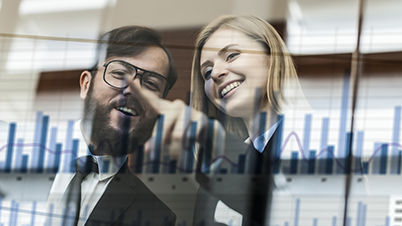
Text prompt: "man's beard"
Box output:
[[82, 84, 157, 157]]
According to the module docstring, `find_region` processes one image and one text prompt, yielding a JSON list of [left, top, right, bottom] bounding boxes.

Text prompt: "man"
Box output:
[[45, 25, 177, 226]]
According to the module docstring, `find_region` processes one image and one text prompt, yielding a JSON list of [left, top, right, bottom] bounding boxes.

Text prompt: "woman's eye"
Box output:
[[203, 68, 213, 80], [226, 52, 240, 61]]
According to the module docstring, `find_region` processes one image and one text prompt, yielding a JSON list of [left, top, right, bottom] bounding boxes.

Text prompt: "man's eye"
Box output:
[[111, 71, 127, 79], [226, 52, 240, 61]]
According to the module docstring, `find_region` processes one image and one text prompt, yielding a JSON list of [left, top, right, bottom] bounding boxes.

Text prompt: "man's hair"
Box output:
[[93, 25, 177, 90]]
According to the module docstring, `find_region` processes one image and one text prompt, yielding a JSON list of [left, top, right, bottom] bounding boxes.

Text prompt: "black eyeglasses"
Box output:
[[102, 60, 170, 99]]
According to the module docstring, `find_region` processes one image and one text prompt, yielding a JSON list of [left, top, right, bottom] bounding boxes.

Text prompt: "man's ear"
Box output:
[[80, 70, 92, 99]]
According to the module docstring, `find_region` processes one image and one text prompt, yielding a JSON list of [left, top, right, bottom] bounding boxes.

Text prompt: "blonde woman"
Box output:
[[190, 15, 306, 226]]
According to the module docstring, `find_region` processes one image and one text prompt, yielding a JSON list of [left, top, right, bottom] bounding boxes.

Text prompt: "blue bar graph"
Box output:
[[5, 123, 16, 173], [332, 216, 337, 226]]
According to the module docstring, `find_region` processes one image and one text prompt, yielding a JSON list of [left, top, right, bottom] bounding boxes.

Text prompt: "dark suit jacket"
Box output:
[[85, 162, 176, 226], [194, 130, 280, 226]]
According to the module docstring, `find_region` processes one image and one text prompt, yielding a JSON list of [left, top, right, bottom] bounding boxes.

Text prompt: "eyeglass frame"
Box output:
[[98, 59, 170, 99]]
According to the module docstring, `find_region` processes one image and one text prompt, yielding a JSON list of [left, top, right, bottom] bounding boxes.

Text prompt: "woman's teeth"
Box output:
[[117, 107, 137, 116], [221, 81, 242, 97]]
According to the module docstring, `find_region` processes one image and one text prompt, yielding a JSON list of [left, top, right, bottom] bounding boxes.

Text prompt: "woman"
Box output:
[[190, 15, 305, 226]]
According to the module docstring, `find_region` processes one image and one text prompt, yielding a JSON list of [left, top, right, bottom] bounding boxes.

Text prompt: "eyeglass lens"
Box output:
[[104, 61, 168, 97]]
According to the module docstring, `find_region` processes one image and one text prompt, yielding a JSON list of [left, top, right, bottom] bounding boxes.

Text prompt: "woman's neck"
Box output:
[[243, 105, 278, 140]]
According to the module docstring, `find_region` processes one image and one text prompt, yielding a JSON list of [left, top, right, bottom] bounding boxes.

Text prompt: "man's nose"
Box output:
[[122, 77, 141, 95]]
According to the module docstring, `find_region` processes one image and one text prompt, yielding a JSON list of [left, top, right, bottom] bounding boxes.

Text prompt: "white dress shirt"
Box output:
[[45, 120, 127, 226]]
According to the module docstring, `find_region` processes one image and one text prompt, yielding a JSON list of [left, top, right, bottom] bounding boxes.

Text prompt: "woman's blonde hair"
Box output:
[[191, 15, 299, 139]]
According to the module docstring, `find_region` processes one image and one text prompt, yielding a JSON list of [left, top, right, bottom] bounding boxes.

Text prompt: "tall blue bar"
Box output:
[[342, 132, 352, 174], [362, 161, 369, 174], [337, 73, 350, 174], [13, 139, 23, 173], [202, 119, 215, 174], [273, 115, 284, 174], [5, 123, 16, 173], [290, 152, 298, 174], [62, 120, 74, 173], [30, 201, 36, 226], [391, 106, 401, 174], [356, 202, 362, 226], [332, 216, 337, 226], [398, 150, 402, 174], [31, 112, 43, 171], [308, 150, 316, 174], [326, 146, 334, 174], [312, 218, 317, 226], [21, 155, 28, 173], [354, 131, 364, 174], [318, 118, 329, 174], [186, 122, 197, 173], [37, 115, 49, 173], [70, 139, 79, 173], [152, 115, 164, 174], [294, 199, 300, 226], [362, 204, 367, 226], [46, 127, 57, 173], [380, 144, 388, 174], [372, 143, 382, 174], [301, 114, 312, 174], [53, 144, 62, 173]]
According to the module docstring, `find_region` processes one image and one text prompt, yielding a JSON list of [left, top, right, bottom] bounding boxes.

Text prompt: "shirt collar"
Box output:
[[75, 120, 127, 181], [245, 118, 283, 153]]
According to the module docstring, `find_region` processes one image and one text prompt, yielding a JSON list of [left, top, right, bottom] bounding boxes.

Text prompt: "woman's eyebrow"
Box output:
[[200, 44, 240, 68], [201, 60, 212, 69], [218, 44, 239, 57]]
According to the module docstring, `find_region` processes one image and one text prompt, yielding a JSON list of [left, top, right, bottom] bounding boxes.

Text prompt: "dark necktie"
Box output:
[[62, 156, 98, 226]]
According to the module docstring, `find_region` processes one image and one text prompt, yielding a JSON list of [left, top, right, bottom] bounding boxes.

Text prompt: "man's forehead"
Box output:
[[105, 46, 169, 78]]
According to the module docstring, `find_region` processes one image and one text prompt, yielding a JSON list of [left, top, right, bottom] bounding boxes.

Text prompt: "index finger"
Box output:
[[126, 77, 163, 114]]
